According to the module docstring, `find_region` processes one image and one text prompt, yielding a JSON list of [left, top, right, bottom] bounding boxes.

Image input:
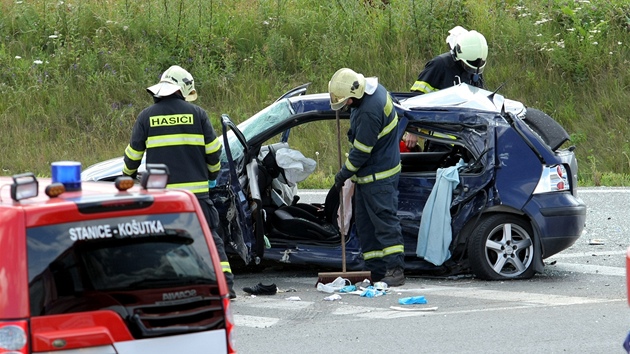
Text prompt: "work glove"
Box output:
[[333, 172, 345, 191], [208, 180, 217, 189]]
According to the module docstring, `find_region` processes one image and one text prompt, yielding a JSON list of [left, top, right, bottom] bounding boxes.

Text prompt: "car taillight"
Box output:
[[533, 164, 570, 194], [0, 321, 28, 354], [223, 297, 237, 354]]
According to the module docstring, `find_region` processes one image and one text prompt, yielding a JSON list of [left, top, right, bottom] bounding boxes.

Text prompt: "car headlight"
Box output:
[[533, 164, 570, 194]]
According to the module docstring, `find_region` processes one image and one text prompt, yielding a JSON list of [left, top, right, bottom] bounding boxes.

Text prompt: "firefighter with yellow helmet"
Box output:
[[329, 68, 406, 286]]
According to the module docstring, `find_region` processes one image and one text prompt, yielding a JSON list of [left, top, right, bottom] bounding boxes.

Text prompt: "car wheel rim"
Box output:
[[484, 222, 533, 278]]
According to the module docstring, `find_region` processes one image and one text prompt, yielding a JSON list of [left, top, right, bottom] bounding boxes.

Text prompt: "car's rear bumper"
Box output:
[[524, 192, 587, 258]]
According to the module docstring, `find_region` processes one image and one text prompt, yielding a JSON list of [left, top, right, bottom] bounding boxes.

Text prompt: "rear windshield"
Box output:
[[27, 213, 218, 316]]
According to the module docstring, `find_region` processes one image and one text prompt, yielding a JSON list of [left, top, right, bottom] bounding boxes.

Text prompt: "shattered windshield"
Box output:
[[222, 98, 295, 162]]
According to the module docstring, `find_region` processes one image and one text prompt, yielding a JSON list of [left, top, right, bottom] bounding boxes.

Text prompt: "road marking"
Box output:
[[247, 299, 314, 310], [234, 314, 279, 328], [549, 250, 626, 258], [234, 285, 622, 327], [547, 262, 626, 276], [395, 285, 612, 304], [578, 189, 630, 193]]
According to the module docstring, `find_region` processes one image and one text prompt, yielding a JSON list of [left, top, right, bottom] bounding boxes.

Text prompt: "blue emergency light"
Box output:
[[51, 161, 82, 191]]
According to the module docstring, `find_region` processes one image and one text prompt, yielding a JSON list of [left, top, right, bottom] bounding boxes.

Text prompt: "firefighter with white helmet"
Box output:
[[123, 65, 236, 298], [410, 26, 488, 93], [405, 27, 488, 150], [329, 68, 406, 286]]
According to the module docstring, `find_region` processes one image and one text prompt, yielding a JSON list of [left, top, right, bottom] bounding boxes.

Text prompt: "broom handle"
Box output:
[[336, 110, 347, 273]]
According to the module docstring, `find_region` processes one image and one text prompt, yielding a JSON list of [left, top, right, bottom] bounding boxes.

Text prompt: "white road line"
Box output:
[[394, 285, 613, 304], [547, 262, 626, 276], [578, 189, 630, 193], [548, 250, 627, 258], [246, 299, 314, 310], [234, 314, 280, 328], [236, 284, 623, 327]]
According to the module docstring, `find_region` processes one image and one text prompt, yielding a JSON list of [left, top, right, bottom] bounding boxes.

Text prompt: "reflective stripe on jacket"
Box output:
[[123, 96, 222, 198], [338, 83, 401, 184]]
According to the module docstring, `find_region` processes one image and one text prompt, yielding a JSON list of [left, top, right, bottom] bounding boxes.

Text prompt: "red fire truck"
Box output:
[[0, 162, 235, 353]]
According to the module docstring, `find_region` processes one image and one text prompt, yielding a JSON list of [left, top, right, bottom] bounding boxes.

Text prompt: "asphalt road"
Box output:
[[230, 187, 630, 354]]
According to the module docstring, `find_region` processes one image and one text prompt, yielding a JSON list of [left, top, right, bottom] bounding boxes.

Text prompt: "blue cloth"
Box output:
[[416, 161, 462, 265]]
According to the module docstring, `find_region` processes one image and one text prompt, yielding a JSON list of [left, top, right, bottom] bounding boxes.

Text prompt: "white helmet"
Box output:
[[147, 65, 198, 102], [451, 30, 488, 74], [328, 68, 366, 111]]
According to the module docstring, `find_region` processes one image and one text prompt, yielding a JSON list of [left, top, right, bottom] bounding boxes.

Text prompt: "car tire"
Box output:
[[524, 107, 570, 151], [468, 214, 536, 280]]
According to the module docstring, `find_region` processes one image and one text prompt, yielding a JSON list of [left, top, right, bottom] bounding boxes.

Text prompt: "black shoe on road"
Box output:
[[243, 283, 278, 295], [381, 267, 405, 287]]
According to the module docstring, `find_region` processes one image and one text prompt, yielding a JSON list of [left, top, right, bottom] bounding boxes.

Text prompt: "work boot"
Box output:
[[243, 283, 278, 295], [380, 267, 405, 287], [224, 271, 236, 299]]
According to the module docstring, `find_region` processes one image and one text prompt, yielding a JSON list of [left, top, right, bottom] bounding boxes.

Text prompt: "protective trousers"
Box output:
[[354, 175, 404, 279], [199, 197, 235, 289]]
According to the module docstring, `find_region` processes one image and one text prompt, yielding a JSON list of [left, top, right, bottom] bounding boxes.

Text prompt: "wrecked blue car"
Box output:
[[82, 83, 586, 280]]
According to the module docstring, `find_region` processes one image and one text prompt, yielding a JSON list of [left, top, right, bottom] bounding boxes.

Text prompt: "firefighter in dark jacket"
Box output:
[[329, 68, 406, 286], [122, 65, 236, 298], [404, 27, 488, 150]]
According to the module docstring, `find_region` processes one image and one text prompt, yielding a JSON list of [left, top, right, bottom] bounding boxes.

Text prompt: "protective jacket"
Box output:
[[123, 96, 222, 199], [410, 52, 485, 93], [336, 83, 401, 185]]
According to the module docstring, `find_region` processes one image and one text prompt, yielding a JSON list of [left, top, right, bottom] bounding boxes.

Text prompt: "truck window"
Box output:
[[27, 212, 219, 316]]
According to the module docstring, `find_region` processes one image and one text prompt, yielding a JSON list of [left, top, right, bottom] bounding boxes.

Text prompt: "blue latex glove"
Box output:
[[208, 180, 217, 188], [398, 296, 427, 305]]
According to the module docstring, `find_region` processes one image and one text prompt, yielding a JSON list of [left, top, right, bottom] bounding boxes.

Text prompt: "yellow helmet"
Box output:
[[452, 30, 488, 74], [328, 68, 366, 111]]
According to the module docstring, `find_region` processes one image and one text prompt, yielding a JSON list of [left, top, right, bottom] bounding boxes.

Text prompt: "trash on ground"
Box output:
[[285, 296, 301, 301], [339, 285, 357, 293], [588, 239, 605, 245], [323, 294, 342, 301], [316, 276, 350, 293], [398, 296, 427, 305], [360, 286, 387, 298], [278, 288, 297, 293], [354, 279, 372, 288], [373, 282, 388, 291], [390, 306, 438, 312]]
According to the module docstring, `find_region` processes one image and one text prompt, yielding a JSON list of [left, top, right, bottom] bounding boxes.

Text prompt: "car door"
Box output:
[[397, 112, 496, 260]]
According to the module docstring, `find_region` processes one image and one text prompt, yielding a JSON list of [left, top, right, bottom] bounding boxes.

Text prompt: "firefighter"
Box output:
[[122, 65, 236, 298], [329, 68, 406, 286], [404, 27, 488, 150]]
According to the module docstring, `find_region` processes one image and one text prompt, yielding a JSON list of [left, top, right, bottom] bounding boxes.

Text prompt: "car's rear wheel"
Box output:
[[468, 214, 536, 280]]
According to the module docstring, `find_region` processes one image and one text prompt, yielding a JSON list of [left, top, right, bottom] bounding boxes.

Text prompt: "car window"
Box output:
[[223, 99, 295, 162], [27, 212, 218, 316]]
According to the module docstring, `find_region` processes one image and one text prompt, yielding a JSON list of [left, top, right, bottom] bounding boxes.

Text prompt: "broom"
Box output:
[[317, 110, 372, 285]]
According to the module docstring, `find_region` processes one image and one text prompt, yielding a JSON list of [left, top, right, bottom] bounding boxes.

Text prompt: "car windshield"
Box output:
[[222, 98, 295, 162]]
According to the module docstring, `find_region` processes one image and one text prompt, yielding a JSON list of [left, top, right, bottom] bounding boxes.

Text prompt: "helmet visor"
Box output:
[[462, 58, 486, 74], [330, 92, 349, 111]]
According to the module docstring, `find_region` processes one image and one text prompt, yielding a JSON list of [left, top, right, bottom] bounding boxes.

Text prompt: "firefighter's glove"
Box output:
[[333, 172, 345, 191], [208, 180, 217, 189]]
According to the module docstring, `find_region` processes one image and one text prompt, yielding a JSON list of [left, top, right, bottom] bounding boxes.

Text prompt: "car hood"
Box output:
[[81, 156, 145, 182]]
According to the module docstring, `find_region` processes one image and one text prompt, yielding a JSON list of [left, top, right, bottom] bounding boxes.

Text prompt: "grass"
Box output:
[[1, 0, 629, 186]]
